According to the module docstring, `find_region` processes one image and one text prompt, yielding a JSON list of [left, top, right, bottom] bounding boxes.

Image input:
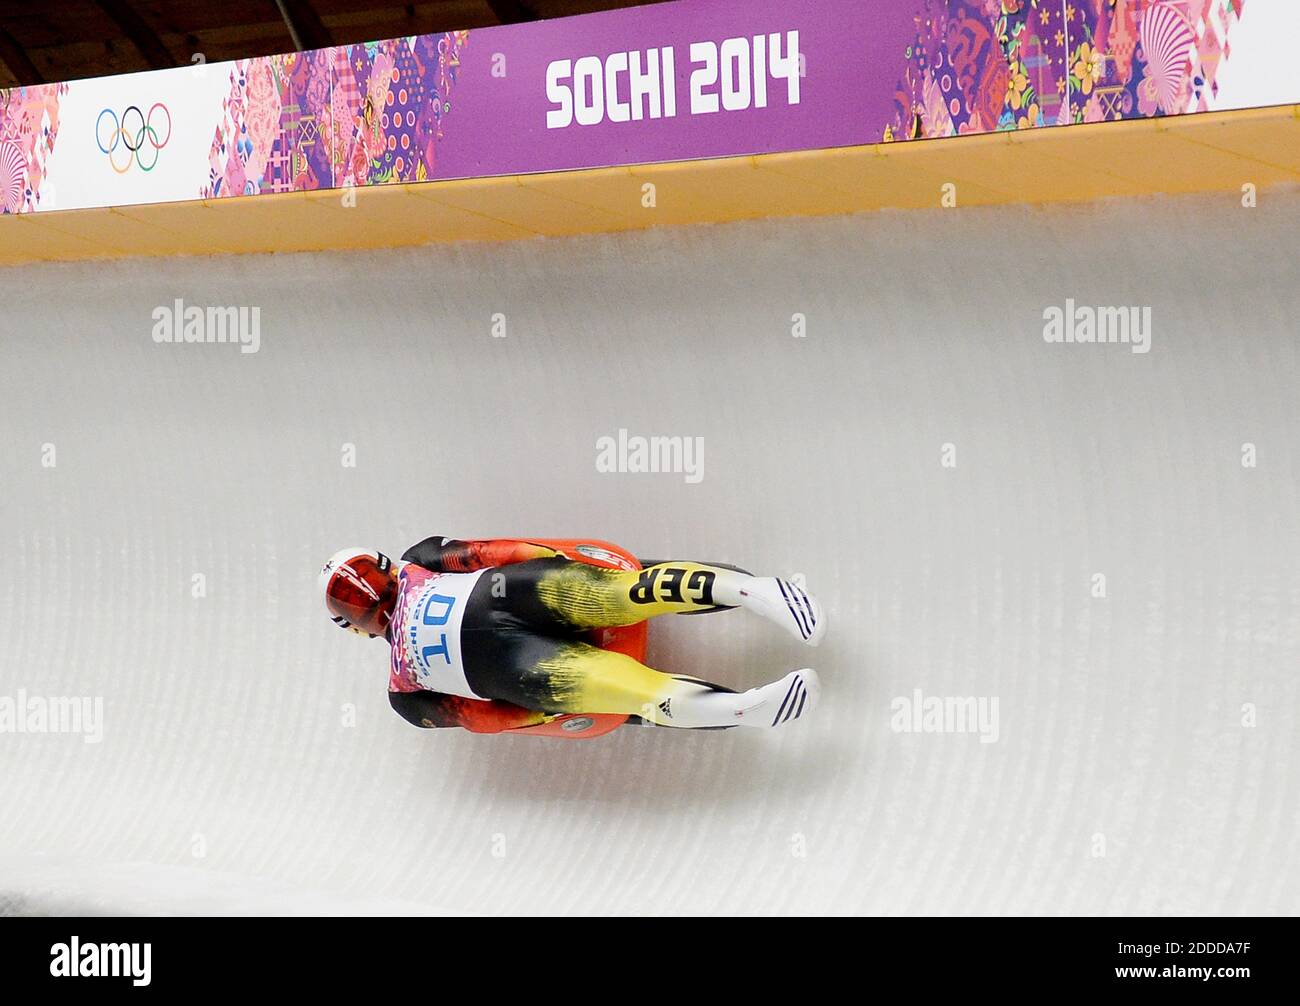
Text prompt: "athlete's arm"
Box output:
[[401, 536, 563, 572], [388, 689, 548, 733]]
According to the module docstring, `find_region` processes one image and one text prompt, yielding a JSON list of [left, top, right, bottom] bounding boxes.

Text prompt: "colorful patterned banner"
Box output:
[[888, 0, 1258, 138], [0, 0, 1287, 215]]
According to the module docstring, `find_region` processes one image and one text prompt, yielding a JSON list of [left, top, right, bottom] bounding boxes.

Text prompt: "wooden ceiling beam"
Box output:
[[485, 1, 539, 25], [96, 0, 174, 69], [0, 24, 42, 84], [272, 0, 331, 52]]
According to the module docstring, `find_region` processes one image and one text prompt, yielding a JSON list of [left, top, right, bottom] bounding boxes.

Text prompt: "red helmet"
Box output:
[[319, 548, 398, 638]]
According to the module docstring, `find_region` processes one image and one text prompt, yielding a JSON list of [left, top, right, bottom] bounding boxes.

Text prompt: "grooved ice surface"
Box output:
[[1, 194, 1297, 915]]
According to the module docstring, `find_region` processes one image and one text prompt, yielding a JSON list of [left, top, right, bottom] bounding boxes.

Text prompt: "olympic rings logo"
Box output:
[[95, 103, 171, 173]]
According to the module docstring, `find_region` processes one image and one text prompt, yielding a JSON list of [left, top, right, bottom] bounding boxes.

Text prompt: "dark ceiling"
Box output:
[[0, 1, 658, 89]]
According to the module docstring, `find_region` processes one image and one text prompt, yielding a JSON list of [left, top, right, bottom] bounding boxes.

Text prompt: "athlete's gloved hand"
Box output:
[[389, 689, 550, 733], [402, 536, 564, 573]]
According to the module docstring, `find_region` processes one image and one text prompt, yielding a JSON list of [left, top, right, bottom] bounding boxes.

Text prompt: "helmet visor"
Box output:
[[328, 557, 397, 636]]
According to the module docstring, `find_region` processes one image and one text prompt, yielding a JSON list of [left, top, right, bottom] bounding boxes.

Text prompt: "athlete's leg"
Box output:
[[462, 628, 819, 730], [494, 559, 826, 645]]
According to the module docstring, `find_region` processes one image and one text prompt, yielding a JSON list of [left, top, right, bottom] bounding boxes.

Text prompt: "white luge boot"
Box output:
[[712, 572, 826, 646], [730, 668, 821, 729], [651, 669, 821, 729]]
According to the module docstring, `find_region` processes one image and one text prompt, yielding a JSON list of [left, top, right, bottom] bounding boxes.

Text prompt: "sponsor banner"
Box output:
[[0, 0, 1293, 215]]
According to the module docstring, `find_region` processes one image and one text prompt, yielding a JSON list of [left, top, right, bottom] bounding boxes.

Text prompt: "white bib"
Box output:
[[396, 568, 487, 698]]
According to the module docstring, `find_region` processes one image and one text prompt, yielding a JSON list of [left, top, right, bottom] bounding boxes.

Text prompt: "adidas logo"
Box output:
[[658, 698, 673, 719], [772, 675, 808, 726], [776, 578, 817, 641]]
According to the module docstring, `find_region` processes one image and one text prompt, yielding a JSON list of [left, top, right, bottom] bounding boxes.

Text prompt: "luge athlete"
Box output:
[[319, 536, 824, 733]]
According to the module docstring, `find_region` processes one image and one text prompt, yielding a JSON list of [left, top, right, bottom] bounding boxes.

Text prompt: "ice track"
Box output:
[[1, 191, 1297, 914]]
